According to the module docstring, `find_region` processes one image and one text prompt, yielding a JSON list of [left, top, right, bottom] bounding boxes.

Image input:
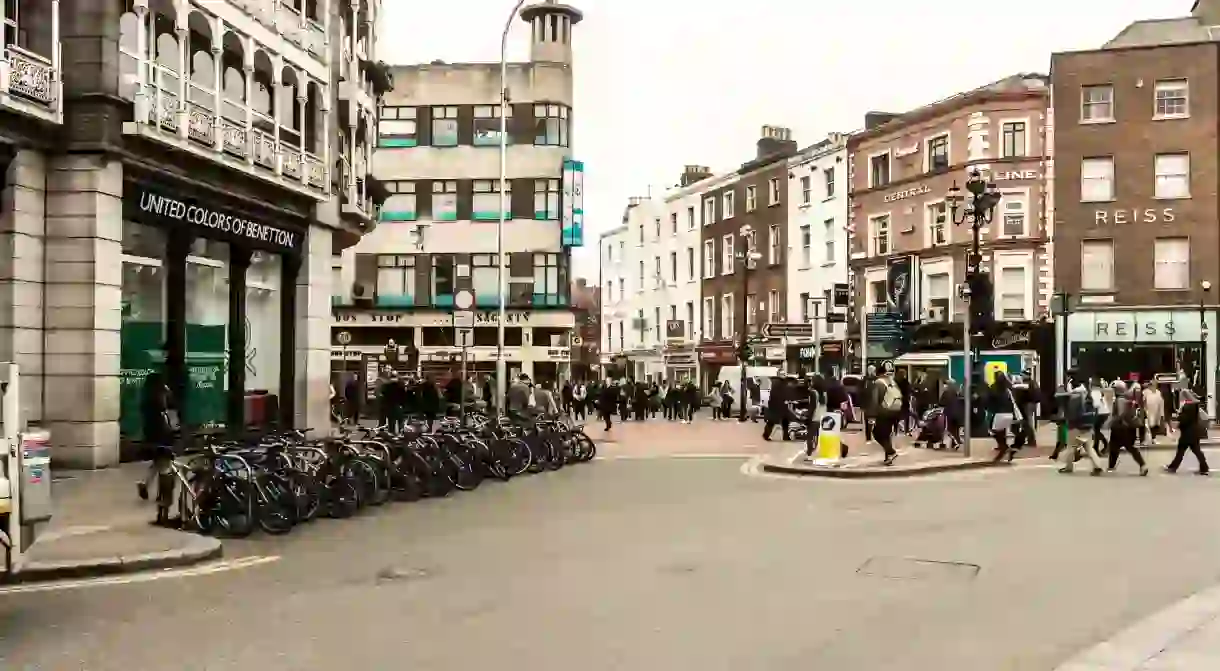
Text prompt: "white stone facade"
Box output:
[[785, 136, 849, 340]]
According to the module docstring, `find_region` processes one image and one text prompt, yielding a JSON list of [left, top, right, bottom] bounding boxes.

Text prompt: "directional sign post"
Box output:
[[453, 290, 475, 424], [761, 323, 813, 339]]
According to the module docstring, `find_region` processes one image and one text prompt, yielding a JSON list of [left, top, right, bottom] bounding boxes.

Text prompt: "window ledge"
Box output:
[[1079, 118, 1116, 125], [823, 196, 836, 203], [1152, 114, 1190, 121], [821, 260, 837, 268], [1153, 287, 1191, 292], [799, 202, 811, 210], [1081, 198, 1116, 204], [1154, 195, 1190, 201]]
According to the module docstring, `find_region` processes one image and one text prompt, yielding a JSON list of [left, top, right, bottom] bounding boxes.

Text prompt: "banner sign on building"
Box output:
[[561, 158, 584, 247], [886, 255, 917, 321], [665, 319, 684, 340]]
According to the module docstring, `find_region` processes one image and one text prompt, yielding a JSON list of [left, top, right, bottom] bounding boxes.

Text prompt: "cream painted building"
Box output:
[[334, 1, 584, 385]]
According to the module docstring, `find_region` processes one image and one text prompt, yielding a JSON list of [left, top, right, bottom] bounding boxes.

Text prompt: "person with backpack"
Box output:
[[986, 372, 1020, 463], [1058, 370, 1105, 476], [1165, 389, 1209, 475], [1108, 383, 1149, 475], [872, 362, 902, 466]]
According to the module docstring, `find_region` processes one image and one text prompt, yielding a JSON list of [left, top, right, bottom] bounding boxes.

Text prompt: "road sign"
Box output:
[[826, 312, 847, 324], [832, 283, 850, 307], [455, 327, 474, 348], [572, 335, 582, 345], [336, 331, 352, 346], [454, 289, 474, 310], [805, 297, 824, 320], [453, 310, 474, 328], [761, 322, 813, 338]]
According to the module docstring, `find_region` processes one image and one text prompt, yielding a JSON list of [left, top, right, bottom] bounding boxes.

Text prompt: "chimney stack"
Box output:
[[756, 125, 797, 159], [679, 165, 712, 187], [864, 112, 901, 130]]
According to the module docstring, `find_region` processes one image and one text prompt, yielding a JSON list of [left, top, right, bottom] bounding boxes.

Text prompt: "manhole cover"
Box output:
[[857, 556, 979, 581], [375, 566, 435, 583]]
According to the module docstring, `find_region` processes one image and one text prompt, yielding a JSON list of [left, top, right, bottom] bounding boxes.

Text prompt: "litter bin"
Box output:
[[19, 429, 51, 525]]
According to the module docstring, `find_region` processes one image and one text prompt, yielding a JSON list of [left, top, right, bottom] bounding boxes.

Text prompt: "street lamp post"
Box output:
[[1052, 291, 1073, 389], [946, 169, 1001, 439], [1200, 280, 1212, 406], [496, 0, 528, 414], [736, 224, 761, 422]]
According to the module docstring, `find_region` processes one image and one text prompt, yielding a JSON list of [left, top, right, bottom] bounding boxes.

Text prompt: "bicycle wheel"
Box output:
[[286, 469, 321, 522], [450, 446, 482, 491], [198, 474, 255, 538], [348, 457, 383, 507], [323, 472, 360, 518], [497, 438, 532, 477], [256, 473, 297, 535]]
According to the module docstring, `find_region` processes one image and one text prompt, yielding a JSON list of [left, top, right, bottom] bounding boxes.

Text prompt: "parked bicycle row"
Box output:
[[142, 413, 597, 537]]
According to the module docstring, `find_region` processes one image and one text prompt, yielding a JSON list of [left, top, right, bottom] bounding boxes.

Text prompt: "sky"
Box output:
[[378, 0, 1187, 279]]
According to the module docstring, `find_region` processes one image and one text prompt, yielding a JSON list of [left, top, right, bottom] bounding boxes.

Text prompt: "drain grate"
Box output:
[[856, 556, 980, 581]]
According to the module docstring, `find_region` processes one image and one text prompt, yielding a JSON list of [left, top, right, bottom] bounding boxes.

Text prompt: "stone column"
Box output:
[[0, 150, 47, 429], [43, 156, 123, 468], [295, 224, 332, 433]]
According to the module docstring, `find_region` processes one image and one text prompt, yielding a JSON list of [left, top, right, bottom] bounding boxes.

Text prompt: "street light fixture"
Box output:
[[946, 168, 1000, 440], [736, 224, 762, 422], [1201, 280, 1212, 404]]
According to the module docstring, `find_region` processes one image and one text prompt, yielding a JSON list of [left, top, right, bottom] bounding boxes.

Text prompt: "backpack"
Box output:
[[880, 379, 903, 413]]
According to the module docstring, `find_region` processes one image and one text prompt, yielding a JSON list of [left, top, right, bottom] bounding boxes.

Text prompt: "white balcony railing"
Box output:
[[0, 43, 62, 123]]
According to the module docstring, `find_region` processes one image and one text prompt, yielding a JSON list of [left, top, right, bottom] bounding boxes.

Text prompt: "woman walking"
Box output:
[[986, 372, 1020, 462], [1165, 389, 1209, 475], [1142, 382, 1166, 446], [1107, 384, 1149, 475]]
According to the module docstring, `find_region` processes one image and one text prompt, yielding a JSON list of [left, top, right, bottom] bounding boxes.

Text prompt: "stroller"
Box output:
[[912, 406, 948, 449]]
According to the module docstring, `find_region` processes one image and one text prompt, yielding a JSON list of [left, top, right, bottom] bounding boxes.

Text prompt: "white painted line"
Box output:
[[595, 453, 757, 461], [0, 555, 281, 595]]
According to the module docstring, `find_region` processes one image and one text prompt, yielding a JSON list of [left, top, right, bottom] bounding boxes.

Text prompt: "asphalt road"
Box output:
[[4, 454, 1220, 670]]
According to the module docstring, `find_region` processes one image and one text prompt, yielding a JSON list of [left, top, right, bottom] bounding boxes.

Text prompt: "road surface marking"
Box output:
[[0, 555, 280, 595], [596, 453, 757, 461]]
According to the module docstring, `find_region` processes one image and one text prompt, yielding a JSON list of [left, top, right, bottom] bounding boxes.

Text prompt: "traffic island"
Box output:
[[760, 445, 1002, 479], [1, 524, 222, 583]]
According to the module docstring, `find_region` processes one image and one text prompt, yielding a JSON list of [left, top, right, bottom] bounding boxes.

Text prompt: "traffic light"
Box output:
[[737, 342, 753, 362], [968, 271, 994, 333]]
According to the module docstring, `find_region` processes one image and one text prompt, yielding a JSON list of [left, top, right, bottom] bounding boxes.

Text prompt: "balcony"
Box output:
[[338, 154, 374, 221], [0, 1, 62, 124], [118, 2, 330, 200], [221, 0, 329, 65]]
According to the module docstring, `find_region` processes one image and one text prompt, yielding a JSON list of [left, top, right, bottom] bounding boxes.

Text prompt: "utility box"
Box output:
[[19, 429, 51, 525]]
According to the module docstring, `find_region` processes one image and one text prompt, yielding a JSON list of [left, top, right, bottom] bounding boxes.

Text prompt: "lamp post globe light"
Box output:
[[735, 224, 762, 422], [947, 168, 1000, 438]]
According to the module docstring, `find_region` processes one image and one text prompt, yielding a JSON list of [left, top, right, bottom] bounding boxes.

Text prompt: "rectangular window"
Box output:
[[686, 301, 695, 340], [376, 255, 416, 305], [605, 280, 612, 303], [800, 292, 810, 323], [1154, 79, 1189, 118], [869, 153, 890, 188], [722, 293, 734, 339], [799, 224, 811, 267], [722, 234, 735, 275], [722, 191, 735, 219], [999, 266, 1027, 320], [768, 290, 780, 321], [926, 273, 950, 315], [472, 179, 510, 220], [824, 167, 835, 198], [530, 253, 562, 303], [382, 181, 417, 221], [618, 278, 624, 297], [927, 201, 947, 246], [1154, 237, 1190, 290], [800, 176, 811, 204], [823, 218, 835, 263], [703, 240, 715, 279], [431, 106, 458, 146], [926, 134, 949, 172], [686, 247, 695, 280], [1081, 85, 1114, 122], [1080, 157, 1114, 202], [768, 177, 780, 205], [869, 280, 887, 312], [473, 105, 511, 146], [1080, 240, 1114, 291], [432, 254, 455, 300], [432, 180, 458, 221], [746, 293, 757, 328], [745, 185, 757, 211], [378, 106, 418, 147], [703, 197, 715, 226], [638, 224, 643, 245], [653, 255, 662, 288], [870, 214, 890, 256], [1001, 122, 1026, 158], [670, 212, 678, 235], [668, 251, 678, 282], [533, 103, 570, 146], [533, 179, 560, 219], [703, 297, 715, 339], [687, 206, 696, 229], [1001, 193, 1027, 237], [654, 307, 662, 342], [637, 260, 644, 290], [1154, 153, 1190, 199], [768, 224, 780, 265], [471, 254, 500, 305]]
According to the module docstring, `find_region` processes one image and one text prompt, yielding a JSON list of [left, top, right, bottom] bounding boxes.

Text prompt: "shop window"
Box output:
[[185, 238, 230, 430], [431, 105, 458, 146], [533, 103, 569, 146], [432, 180, 458, 221], [246, 252, 282, 396], [120, 220, 167, 441], [432, 255, 456, 306], [472, 254, 500, 306], [534, 179, 560, 220], [381, 181, 417, 221], [472, 179, 511, 220], [473, 105, 511, 146], [532, 252, 561, 306], [379, 106, 418, 147], [376, 255, 415, 306]]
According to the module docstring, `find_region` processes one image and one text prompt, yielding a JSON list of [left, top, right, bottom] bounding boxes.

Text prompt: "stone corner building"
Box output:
[[1051, 0, 1220, 412], [0, 0, 381, 468]]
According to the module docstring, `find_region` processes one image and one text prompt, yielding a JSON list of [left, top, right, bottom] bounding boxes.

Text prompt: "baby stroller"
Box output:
[[913, 406, 947, 449]]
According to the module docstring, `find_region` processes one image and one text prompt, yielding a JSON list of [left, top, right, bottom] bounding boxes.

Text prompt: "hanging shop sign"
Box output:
[[124, 183, 302, 252], [990, 325, 1033, 350]]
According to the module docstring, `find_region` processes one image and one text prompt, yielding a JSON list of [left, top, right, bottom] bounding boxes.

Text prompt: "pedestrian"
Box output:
[[803, 375, 827, 458], [762, 376, 792, 441], [1090, 378, 1112, 455], [896, 368, 914, 434], [1165, 389, 1209, 475], [871, 363, 901, 466], [1142, 382, 1166, 445], [507, 374, 532, 422], [1108, 384, 1149, 475], [573, 382, 587, 420], [597, 380, 618, 431], [861, 364, 878, 444], [137, 370, 179, 527], [1057, 371, 1105, 476], [684, 379, 700, 423], [986, 372, 1019, 463], [939, 379, 963, 450]]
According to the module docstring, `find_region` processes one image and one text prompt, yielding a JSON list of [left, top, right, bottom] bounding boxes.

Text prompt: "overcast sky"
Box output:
[[378, 0, 1185, 278]]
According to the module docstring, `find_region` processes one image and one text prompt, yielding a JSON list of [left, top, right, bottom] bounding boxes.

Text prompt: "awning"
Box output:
[[895, 352, 952, 367]]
